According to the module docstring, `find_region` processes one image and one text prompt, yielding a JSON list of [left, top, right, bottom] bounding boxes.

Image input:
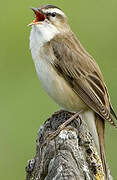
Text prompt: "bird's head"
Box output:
[[29, 5, 70, 37]]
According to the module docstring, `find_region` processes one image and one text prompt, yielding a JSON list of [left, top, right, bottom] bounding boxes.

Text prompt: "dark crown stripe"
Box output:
[[38, 4, 61, 10]]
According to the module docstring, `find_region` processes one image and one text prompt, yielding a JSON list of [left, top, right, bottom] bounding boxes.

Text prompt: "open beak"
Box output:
[[28, 7, 46, 26]]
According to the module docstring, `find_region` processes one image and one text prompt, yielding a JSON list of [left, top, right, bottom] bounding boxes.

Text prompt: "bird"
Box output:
[[29, 4, 117, 178]]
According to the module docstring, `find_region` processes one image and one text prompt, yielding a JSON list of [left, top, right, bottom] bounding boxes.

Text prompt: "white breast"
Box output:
[[30, 24, 87, 111]]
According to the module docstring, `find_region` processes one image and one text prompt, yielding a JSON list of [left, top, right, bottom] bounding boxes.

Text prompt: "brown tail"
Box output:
[[95, 114, 109, 180]]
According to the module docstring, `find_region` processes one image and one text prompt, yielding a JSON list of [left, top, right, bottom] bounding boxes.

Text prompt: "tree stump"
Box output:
[[25, 110, 113, 180]]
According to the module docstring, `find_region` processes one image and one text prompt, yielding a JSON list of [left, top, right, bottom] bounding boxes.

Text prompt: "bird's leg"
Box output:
[[47, 110, 83, 141]]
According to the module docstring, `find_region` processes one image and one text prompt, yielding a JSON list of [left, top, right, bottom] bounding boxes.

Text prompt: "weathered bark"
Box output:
[[25, 110, 113, 180]]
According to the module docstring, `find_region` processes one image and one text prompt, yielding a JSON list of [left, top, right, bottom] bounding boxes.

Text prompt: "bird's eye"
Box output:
[[51, 12, 56, 17]]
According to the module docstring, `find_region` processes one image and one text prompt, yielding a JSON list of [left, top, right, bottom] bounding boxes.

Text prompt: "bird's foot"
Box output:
[[46, 111, 82, 142]]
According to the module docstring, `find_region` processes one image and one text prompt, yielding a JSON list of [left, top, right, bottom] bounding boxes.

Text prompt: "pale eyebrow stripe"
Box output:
[[43, 8, 65, 16]]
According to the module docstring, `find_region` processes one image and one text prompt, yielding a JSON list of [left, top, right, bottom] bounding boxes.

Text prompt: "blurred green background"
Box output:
[[0, 0, 117, 179]]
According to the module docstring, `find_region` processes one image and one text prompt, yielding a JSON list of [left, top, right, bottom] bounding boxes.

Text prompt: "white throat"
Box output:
[[30, 22, 59, 60]]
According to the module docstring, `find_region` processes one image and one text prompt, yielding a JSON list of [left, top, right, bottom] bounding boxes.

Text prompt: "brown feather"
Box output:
[[95, 114, 109, 179], [50, 33, 117, 127]]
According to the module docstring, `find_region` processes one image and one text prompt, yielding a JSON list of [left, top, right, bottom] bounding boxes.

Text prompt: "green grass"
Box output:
[[0, 0, 117, 179]]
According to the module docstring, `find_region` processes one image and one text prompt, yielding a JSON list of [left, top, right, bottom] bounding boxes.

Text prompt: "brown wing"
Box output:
[[50, 34, 116, 126]]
